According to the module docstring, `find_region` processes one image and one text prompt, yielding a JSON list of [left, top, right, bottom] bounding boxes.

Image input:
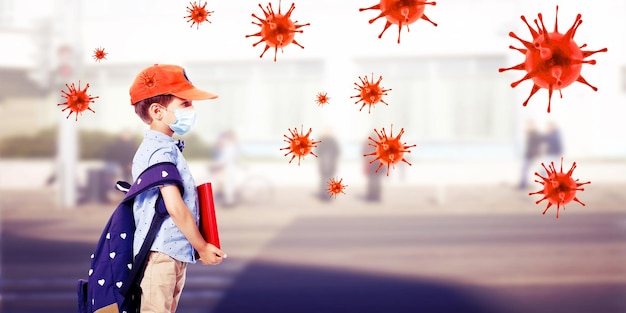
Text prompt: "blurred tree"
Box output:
[[0, 128, 214, 160], [0, 127, 57, 158]]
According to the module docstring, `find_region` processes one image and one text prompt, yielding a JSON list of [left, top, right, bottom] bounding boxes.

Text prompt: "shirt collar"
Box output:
[[144, 129, 175, 143], [144, 130, 185, 152]]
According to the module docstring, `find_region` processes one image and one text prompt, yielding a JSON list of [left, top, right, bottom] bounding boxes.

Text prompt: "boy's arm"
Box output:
[[159, 185, 226, 265]]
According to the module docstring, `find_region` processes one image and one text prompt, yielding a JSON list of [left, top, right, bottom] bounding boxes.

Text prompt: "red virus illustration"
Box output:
[[92, 47, 107, 62], [280, 125, 321, 165], [141, 72, 157, 89], [363, 124, 416, 176], [315, 92, 330, 106], [499, 6, 607, 113], [351, 73, 392, 114], [58, 81, 99, 121], [245, 1, 310, 62], [529, 157, 590, 219], [185, 1, 213, 29], [326, 177, 347, 199], [359, 0, 437, 44]]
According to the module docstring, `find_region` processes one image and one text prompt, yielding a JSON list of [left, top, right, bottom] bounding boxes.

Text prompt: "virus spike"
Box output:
[[351, 73, 392, 114], [522, 85, 541, 107], [581, 47, 608, 59], [315, 92, 330, 106], [92, 47, 107, 62], [378, 21, 393, 40], [360, 0, 437, 44], [363, 124, 416, 176], [547, 87, 553, 113], [245, 1, 310, 62], [554, 6, 559, 33], [572, 197, 586, 206], [57, 81, 99, 121], [529, 157, 590, 218], [280, 125, 321, 166], [420, 13, 437, 27], [564, 14, 583, 39], [508, 31, 536, 51], [326, 177, 347, 199], [498, 62, 526, 74], [508, 45, 528, 54], [499, 6, 607, 112], [185, 1, 213, 29], [359, 4, 381, 12], [575, 75, 598, 91], [520, 15, 539, 39], [291, 39, 305, 49], [536, 13, 549, 43]]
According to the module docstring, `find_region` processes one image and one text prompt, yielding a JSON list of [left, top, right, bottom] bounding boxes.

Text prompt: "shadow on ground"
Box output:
[[1, 228, 95, 313], [213, 259, 520, 313]]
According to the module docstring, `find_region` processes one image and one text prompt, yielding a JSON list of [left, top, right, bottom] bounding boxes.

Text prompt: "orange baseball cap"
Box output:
[[129, 64, 218, 105]]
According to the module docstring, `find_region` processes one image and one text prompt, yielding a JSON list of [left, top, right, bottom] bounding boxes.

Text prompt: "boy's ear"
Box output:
[[148, 103, 163, 121]]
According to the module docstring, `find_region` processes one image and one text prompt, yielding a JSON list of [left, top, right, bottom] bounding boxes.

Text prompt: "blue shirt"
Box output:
[[132, 130, 198, 263]]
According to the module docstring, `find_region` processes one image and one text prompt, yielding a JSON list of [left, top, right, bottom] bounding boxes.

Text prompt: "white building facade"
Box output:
[[1, 0, 625, 160]]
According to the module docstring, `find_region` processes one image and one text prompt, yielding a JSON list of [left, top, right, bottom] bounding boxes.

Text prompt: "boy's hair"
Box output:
[[133, 94, 174, 124]]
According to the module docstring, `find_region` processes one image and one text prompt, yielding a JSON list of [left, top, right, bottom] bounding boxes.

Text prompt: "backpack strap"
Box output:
[[118, 162, 183, 298], [122, 162, 183, 203]]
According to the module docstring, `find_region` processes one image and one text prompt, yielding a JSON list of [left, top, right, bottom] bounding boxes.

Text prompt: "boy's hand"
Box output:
[[197, 243, 227, 265], [160, 185, 227, 265]]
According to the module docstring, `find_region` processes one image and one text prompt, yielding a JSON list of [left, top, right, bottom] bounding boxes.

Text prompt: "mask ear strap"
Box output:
[[159, 106, 175, 124]]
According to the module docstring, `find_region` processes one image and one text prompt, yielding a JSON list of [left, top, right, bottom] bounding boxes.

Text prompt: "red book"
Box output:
[[197, 182, 221, 249]]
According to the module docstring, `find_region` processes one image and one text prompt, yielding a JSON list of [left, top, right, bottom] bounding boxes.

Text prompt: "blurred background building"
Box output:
[[1, 0, 625, 193]]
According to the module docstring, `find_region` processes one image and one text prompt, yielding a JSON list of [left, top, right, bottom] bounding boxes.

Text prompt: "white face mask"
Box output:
[[164, 107, 197, 135]]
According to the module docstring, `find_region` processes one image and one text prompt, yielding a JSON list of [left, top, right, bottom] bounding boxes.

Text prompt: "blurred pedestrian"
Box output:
[[517, 120, 542, 189], [363, 131, 385, 202], [105, 131, 137, 182], [212, 130, 240, 207], [315, 127, 340, 201], [543, 121, 563, 168]]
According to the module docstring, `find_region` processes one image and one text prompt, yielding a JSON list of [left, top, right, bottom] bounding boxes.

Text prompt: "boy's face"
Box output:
[[147, 96, 196, 136], [160, 97, 194, 126]]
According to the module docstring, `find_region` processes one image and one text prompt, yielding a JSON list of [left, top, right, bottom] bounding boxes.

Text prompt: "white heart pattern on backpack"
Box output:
[[162, 170, 168, 177], [109, 252, 116, 259], [116, 281, 123, 288], [106, 233, 110, 239], [88, 269, 93, 276], [137, 178, 142, 184], [120, 233, 127, 239], [127, 263, 132, 270], [98, 279, 105, 286]]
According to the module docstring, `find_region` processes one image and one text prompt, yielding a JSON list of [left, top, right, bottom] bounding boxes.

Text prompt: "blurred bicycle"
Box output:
[[209, 163, 274, 207]]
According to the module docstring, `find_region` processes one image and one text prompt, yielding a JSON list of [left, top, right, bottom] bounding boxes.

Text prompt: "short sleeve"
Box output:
[[148, 146, 177, 167]]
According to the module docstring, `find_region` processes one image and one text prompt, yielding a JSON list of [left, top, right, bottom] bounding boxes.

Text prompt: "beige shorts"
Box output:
[[140, 251, 188, 313]]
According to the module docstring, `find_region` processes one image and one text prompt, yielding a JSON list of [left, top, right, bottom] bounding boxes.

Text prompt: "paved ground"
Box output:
[[1, 183, 625, 312]]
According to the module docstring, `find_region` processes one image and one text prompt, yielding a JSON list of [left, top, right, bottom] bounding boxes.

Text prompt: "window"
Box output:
[[187, 60, 325, 143], [0, 0, 13, 26], [622, 66, 626, 93], [355, 55, 515, 143]]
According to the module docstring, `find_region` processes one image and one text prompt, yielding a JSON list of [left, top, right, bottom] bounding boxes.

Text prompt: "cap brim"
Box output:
[[173, 87, 218, 101]]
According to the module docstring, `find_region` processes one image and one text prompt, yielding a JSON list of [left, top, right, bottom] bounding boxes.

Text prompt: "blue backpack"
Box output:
[[77, 162, 183, 313]]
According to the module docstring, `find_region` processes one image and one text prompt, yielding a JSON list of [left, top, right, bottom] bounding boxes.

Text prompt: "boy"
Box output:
[[129, 64, 226, 312]]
